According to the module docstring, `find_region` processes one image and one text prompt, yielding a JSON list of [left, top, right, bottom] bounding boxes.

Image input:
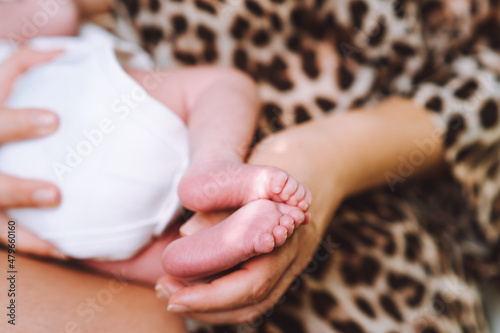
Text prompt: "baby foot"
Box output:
[[178, 160, 312, 214], [162, 199, 306, 280]]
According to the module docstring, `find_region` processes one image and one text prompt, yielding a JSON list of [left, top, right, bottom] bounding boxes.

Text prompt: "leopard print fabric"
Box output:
[[112, 0, 500, 331]]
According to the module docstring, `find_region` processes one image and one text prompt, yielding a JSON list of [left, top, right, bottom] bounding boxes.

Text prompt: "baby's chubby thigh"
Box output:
[[125, 69, 188, 123], [0, 0, 80, 40]]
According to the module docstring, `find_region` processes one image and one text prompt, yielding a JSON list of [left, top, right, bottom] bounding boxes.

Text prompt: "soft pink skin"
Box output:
[[162, 200, 305, 280], [169, 159, 311, 280], [126, 68, 312, 280], [0, 1, 446, 328], [0, 0, 80, 41], [178, 161, 312, 213]]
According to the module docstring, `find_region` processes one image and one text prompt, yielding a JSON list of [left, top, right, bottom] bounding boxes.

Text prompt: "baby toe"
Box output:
[[279, 215, 295, 236], [298, 188, 312, 211], [288, 208, 305, 227], [287, 184, 306, 206], [254, 233, 275, 254], [270, 170, 288, 195], [280, 177, 298, 201], [272, 226, 288, 247], [276, 203, 305, 226], [303, 211, 311, 224]]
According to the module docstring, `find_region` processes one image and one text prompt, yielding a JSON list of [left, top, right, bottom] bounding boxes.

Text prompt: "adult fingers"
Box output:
[[0, 47, 62, 103], [0, 108, 58, 144], [157, 224, 322, 325], [172, 252, 310, 325], [0, 48, 60, 143], [0, 211, 67, 259], [0, 173, 60, 208], [157, 235, 300, 312], [181, 283, 291, 325]]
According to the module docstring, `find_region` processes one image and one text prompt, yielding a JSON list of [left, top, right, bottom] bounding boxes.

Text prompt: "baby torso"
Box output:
[[0, 25, 190, 260]]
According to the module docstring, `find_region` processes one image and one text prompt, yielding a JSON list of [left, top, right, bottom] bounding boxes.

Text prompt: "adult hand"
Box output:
[[155, 128, 345, 324], [0, 48, 65, 258], [154, 97, 442, 324], [156, 211, 329, 324]]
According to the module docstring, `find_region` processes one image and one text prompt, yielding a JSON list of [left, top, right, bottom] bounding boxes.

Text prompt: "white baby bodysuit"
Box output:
[[0, 25, 190, 260]]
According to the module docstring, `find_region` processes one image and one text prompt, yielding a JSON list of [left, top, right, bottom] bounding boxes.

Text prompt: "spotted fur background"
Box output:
[[112, 0, 500, 331]]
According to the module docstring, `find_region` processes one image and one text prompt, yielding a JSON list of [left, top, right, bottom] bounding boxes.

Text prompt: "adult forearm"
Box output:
[[330, 97, 445, 196], [250, 97, 444, 234], [158, 98, 443, 321]]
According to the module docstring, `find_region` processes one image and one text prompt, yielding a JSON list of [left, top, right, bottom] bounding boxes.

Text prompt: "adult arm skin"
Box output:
[[0, 252, 186, 333], [156, 97, 445, 324], [1, 96, 444, 329]]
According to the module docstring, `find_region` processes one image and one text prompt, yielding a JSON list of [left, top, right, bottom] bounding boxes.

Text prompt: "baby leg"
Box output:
[[128, 68, 312, 214], [175, 67, 313, 213], [162, 199, 305, 280], [129, 68, 311, 273], [0, 0, 79, 41]]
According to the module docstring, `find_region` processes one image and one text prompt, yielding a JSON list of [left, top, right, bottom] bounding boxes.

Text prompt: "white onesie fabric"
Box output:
[[0, 25, 190, 260]]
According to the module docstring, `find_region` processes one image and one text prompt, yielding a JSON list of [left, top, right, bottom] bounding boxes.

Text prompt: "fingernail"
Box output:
[[35, 114, 57, 127], [164, 281, 183, 295], [167, 304, 190, 312], [51, 248, 68, 260], [33, 188, 58, 205], [179, 223, 195, 236], [155, 284, 171, 301], [34, 114, 57, 131]]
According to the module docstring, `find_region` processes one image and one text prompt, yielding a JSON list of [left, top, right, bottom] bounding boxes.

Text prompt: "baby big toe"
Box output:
[[269, 170, 289, 195], [254, 233, 276, 254]]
